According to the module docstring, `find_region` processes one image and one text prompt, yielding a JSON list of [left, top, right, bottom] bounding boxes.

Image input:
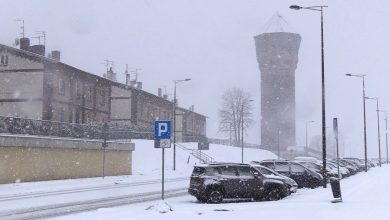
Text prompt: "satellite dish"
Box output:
[[14, 38, 20, 46]]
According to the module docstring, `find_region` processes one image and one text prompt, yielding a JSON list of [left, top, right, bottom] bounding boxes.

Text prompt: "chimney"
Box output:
[[28, 45, 45, 56], [158, 88, 162, 97], [51, 50, 61, 61], [189, 105, 194, 111], [163, 94, 168, 100], [19, 37, 30, 51], [136, 82, 142, 89]]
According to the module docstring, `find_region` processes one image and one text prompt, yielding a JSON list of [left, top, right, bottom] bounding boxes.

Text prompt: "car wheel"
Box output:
[[208, 189, 223, 203], [267, 188, 282, 201]]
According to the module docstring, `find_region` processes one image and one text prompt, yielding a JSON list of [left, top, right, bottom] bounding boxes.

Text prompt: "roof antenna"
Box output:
[[15, 19, 25, 38], [35, 31, 46, 46]]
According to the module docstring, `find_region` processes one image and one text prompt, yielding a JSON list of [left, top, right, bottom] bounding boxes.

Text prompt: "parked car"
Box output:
[[326, 161, 351, 178], [294, 161, 338, 178], [188, 163, 289, 203], [343, 158, 366, 172], [258, 160, 323, 188], [250, 162, 298, 194]]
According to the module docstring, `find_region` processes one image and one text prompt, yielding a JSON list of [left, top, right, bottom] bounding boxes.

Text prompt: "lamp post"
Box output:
[[290, 4, 328, 188], [379, 110, 388, 164], [241, 99, 254, 163], [346, 73, 368, 172], [366, 97, 382, 167], [173, 78, 191, 171], [305, 120, 314, 156]]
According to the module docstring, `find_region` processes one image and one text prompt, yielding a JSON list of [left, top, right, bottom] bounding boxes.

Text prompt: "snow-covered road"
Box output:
[[55, 165, 390, 220], [0, 175, 189, 219]]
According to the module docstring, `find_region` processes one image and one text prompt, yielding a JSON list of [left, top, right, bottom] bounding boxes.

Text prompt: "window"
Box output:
[[256, 167, 273, 175], [58, 79, 65, 96], [100, 90, 106, 106], [221, 166, 238, 177], [206, 167, 221, 176], [261, 162, 274, 169], [0, 55, 8, 66], [59, 107, 65, 122], [87, 87, 93, 102], [75, 81, 81, 99], [274, 162, 290, 172], [291, 164, 306, 173], [191, 167, 205, 177], [237, 166, 253, 177]]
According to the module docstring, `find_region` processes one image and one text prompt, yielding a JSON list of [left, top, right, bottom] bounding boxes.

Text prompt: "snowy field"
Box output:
[[55, 165, 390, 220]]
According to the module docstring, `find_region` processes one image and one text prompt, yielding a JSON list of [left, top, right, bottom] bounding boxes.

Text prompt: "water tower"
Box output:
[[254, 14, 301, 153]]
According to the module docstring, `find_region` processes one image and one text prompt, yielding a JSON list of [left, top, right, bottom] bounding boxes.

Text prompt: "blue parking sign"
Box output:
[[154, 120, 172, 139]]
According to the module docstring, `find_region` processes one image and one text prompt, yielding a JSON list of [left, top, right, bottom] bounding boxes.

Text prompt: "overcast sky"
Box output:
[[1, 0, 390, 158]]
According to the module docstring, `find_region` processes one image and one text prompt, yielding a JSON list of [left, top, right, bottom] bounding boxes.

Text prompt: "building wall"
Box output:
[[0, 51, 44, 119], [110, 85, 132, 122], [255, 32, 301, 152], [0, 135, 134, 184], [43, 63, 111, 123], [132, 89, 172, 129]]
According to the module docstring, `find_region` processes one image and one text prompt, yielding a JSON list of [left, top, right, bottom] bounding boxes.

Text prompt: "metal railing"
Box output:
[[175, 143, 213, 164]]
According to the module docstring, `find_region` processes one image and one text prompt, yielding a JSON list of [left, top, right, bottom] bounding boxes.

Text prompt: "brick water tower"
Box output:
[[254, 14, 301, 153]]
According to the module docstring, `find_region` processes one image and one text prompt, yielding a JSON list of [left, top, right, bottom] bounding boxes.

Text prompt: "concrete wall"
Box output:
[[0, 135, 134, 184]]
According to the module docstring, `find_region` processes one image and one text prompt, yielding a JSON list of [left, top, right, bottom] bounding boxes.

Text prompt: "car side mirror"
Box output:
[[253, 172, 260, 178]]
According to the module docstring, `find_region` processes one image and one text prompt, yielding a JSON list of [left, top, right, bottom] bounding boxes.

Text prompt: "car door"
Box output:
[[219, 166, 240, 198], [289, 163, 307, 187], [236, 166, 263, 198]]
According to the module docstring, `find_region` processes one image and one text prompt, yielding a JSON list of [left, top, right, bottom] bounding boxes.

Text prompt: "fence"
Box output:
[[0, 116, 206, 142]]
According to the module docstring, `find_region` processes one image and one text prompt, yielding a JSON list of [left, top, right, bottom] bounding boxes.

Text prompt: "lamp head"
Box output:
[[289, 5, 302, 10]]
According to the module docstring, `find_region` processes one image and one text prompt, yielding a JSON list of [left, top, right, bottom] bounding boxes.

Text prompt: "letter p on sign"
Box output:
[[154, 120, 172, 139]]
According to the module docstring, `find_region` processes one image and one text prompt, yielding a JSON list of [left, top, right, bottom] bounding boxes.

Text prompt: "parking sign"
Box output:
[[154, 120, 172, 139]]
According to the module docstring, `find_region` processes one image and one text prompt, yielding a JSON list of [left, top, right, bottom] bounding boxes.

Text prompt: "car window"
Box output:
[[274, 162, 290, 172], [192, 167, 206, 176], [206, 167, 221, 175], [257, 167, 273, 175], [261, 162, 274, 169], [237, 166, 253, 177], [291, 164, 306, 173], [221, 166, 238, 176]]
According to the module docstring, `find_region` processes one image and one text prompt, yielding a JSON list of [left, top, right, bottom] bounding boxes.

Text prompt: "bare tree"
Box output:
[[219, 88, 254, 146]]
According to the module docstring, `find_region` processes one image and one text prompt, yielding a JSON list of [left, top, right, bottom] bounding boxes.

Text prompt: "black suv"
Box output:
[[258, 160, 323, 188], [188, 163, 289, 203]]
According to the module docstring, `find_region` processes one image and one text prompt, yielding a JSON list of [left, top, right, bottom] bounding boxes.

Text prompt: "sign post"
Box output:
[[154, 120, 172, 200]]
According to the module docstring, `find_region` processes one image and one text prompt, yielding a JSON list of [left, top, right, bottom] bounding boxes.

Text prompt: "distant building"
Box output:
[[254, 14, 301, 153], [110, 83, 207, 142]]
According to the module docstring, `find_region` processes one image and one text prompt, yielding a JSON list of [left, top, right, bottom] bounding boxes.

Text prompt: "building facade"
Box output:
[[0, 43, 111, 123], [0, 38, 207, 141]]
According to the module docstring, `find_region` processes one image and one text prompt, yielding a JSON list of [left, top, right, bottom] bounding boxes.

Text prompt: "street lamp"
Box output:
[[305, 121, 315, 156], [241, 99, 254, 163], [173, 78, 191, 171], [290, 4, 328, 188], [365, 96, 382, 167], [379, 110, 388, 164], [345, 73, 368, 172]]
